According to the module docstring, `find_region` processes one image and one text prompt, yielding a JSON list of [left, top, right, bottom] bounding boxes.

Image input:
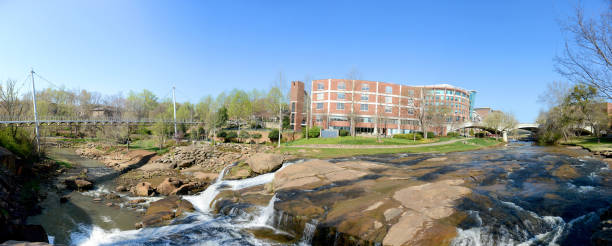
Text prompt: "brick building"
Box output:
[[289, 79, 476, 135]]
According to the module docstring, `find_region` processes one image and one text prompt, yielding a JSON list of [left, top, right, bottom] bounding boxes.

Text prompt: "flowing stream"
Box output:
[[26, 142, 612, 245]]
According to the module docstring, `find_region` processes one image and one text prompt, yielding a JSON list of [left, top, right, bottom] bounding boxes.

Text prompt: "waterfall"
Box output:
[[252, 194, 278, 226], [299, 219, 319, 245], [186, 160, 299, 213]]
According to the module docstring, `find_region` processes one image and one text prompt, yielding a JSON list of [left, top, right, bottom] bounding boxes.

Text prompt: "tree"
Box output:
[[0, 79, 25, 137], [345, 68, 362, 138], [564, 84, 608, 140], [151, 121, 168, 151], [483, 111, 518, 140], [227, 89, 252, 134], [556, 2, 612, 98], [416, 88, 433, 139]]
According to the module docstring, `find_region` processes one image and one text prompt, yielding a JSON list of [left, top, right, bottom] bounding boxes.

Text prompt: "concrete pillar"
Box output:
[[502, 130, 508, 142]]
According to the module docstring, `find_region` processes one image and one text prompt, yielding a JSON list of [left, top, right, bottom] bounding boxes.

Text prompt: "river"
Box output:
[[27, 141, 612, 245]]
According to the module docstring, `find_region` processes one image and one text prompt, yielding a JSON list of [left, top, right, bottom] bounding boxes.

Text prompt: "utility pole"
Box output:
[[278, 97, 282, 148], [30, 69, 40, 152], [172, 86, 178, 139]]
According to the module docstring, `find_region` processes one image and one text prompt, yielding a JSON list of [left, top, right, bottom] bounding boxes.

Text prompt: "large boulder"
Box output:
[[74, 179, 93, 191], [155, 178, 182, 196], [246, 153, 284, 174], [273, 160, 369, 191], [131, 182, 154, 197], [142, 196, 195, 227], [64, 177, 93, 191]]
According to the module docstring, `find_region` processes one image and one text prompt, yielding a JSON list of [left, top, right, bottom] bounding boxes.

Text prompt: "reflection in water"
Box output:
[[29, 142, 611, 245]]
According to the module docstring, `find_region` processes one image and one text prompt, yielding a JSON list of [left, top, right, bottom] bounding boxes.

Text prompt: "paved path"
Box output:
[[286, 138, 470, 149]]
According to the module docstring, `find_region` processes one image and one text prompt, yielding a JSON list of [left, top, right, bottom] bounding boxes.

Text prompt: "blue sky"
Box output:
[[0, 0, 606, 122]]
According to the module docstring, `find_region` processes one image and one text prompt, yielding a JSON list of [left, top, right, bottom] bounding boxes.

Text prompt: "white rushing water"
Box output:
[[71, 160, 302, 246]]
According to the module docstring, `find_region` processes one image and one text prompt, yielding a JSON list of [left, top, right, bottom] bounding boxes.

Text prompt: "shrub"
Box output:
[[226, 131, 238, 139], [447, 132, 460, 137], [339, 129, 349, 137], [268, 129, 281, 142], [475, 132, 486, 138], [216, 131, 227, 138], [426, 132, 435, 138], [251, 133, 262, 139], [239, 131, 250, 139], [393, 133, 422, 140], [302, 126, 321, 138]]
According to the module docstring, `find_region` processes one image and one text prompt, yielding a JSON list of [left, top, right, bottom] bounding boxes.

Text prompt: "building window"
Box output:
[[360, 104, 368, 111], [408, 90, 414, 97], [361, 83, 369, 91], [385, 96, 392, 104], [291, 102, 295, 112], [316, 93, 323, 100], [385, 106, 392, 113], [331, 116, 348, 122], [358, 117, 373, 123], [361, 94, 368, 101], [337, 92, 345, 100], [316, 103, 323, 109], [316, 117, 323, 122], [337, 103, 345, 110], [385, 86, 392, 94], [317, 83, 324, 90], [408, 108, 414, 115], [338, 82, 346, 90]]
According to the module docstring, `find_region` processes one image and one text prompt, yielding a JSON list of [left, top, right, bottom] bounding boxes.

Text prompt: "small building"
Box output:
[[90, 106, 120, 119]]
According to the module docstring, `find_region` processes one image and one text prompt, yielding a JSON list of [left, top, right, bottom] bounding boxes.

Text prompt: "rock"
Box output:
[[115, 185, 127, 192], [74, 179, 93, 191], [142, 196, 194, 227], [0, 241, 51, 246], [132, 182, 154, 197], [134, 222, 143, 229], [273, 160, 369, 191], [0, 225, 49, 244], [383, 179, 471, 246], [128, 198, 146, 204], [373, 220, 383, 230], [178, 159, 195, 168], [246, 153, 284, 174], [156, 178, 182, 196], [106, 202, 113, 207], [384, 207, 403, 222], [59, 195, 70, 204], [105, 193, 120, 200], [93, 198, 102, 202]]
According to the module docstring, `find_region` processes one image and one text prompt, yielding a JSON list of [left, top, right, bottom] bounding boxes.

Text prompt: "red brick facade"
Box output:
[[289, 79, 475, 135]]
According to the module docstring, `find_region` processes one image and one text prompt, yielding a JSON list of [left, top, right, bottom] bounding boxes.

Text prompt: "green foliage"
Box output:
[[469, 129, 474, 136], [268, 129, 281, 141], [475, 132, 486, 138], [282, 115, 290, 129], [226, 131, 238, 139], [251, 133, 262, 139], [302, 126, 321, 138], [136, 126, 152, 135], [215, 106, 229, 128], [447, 132, 460, 137], [339, 129, 349, 136], [0, 128, 38, 161], [217, 131, 228, 138], [393, 133, 422, 140], [238, 131, 250, 139]]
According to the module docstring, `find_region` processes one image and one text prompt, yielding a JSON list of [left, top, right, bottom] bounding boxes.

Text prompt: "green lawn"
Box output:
[[286, 136, 460, 146], [127, 139, 170, 155], [562, 136, 612, 152], [280, 138, 502, 158]]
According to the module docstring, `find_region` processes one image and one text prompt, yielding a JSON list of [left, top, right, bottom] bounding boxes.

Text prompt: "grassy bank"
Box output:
[[286, 136, 459, 146], [562, 136, 612, 152], [280, 138, 502, 158]]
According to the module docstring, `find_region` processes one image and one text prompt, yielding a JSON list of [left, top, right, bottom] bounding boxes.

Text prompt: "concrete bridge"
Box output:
[[451, 122, 540, 133]]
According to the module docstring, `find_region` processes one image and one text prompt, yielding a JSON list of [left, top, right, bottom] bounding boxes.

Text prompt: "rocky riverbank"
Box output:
[[70, 142, 282, 229]]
